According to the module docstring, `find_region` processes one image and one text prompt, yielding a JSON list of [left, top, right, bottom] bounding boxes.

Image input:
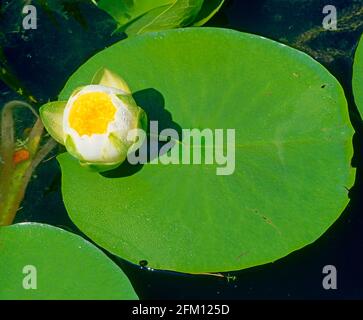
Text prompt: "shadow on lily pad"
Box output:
[[101, 88, 182, 179]]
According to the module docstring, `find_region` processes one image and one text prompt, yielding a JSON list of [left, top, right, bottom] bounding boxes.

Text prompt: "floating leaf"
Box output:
[[98, 0, 206, 35], [353, 34, 363, 118], [0, 223, 138, 299], [123, 0, 204, 35], [58, 28, 354, 273], [97, 0, 173, 26]]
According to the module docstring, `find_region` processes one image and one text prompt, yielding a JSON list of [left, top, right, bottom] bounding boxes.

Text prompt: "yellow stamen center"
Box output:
[[69, 92, 116, 136]]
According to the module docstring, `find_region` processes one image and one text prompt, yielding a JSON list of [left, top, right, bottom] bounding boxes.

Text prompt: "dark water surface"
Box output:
[[1, 0, 363, 299]]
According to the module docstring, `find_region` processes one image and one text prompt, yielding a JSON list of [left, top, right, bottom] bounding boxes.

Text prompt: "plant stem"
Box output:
[[0, 101, 57, 226], [0, 159, 32, 225]]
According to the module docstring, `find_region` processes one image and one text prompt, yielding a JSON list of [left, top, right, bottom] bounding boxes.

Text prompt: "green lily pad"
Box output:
[[58, 28, 354, 273], [0, 223, 138, 300], [353, 34, 363, 118]]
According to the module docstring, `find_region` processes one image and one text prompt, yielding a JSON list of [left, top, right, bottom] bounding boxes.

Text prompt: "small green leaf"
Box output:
[[0, 223, 138, 300], [192, 0, 225, 26], [97, 0, 174, 27], [92, 68, 132, 93], [39, 101, 67, 144], [97, 0, 217, 36], [353, 34, 363, 119], [124, 0, 204, 35]]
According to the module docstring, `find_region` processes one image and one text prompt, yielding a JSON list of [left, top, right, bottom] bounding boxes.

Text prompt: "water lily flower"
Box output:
[[40, 68, 147, 172]]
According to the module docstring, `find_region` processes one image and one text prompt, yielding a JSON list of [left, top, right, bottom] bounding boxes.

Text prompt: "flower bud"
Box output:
[[40, 69, 147, 172]]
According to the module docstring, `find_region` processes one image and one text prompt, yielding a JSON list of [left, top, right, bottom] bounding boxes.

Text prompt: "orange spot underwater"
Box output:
[[13, 149, 30, 164]]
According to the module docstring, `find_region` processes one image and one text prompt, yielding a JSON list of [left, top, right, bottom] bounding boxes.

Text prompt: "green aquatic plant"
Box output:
[[0, 13, 357, 297], [0, 223, 137, 300], [52, 28, 354, 273], [40, 68, 147, 172], [97, 0, 225, 35], [0, 95, 138, 299], [0, 101, 56, 226]]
